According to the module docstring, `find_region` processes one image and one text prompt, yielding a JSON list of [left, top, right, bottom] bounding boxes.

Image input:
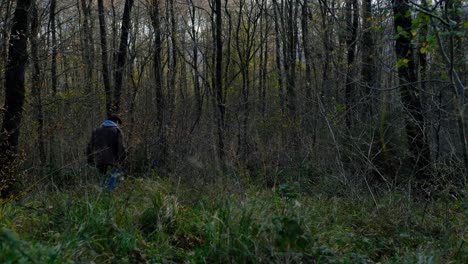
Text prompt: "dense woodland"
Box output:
[[0, 0, 466, 192], [0, 0, 466, 262]]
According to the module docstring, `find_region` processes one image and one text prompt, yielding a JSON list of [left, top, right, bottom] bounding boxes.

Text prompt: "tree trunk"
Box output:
[[167, 0, 177, 114], [284, 0, 298, 118], [214, 0, 225, 167], [30, 1, 46, 166], [150, 0, 167, 171], [80, 0, 95, 95], [111, 0, 118, 74], [188, 0, 202, 132], [97, 0, 112, 117], [392, 0, 431, 179], [301, 0, 318, 145], [50, 0, 58, 97], [0, 0, 33, 199], [361, 0, 374, 117], [302, 0, 312, 103], [272, 0, 285, 112], [318, 0, 331, 99], [344, 0, 358, 130], [112, 0, 134, 114], [259, 7, 268, 117]]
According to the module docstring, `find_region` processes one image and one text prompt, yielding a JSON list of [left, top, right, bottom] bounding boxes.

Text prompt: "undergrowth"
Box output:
[[0, 172, 466, 263]]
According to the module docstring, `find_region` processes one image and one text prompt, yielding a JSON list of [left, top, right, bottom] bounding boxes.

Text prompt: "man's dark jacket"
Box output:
[[87, 121, 127, 166]]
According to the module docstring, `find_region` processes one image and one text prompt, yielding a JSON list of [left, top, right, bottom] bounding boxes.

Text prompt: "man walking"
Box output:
[[87, 115, 127, 175]]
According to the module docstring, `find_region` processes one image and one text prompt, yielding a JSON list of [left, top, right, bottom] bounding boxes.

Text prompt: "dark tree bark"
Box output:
[[284, 0, 298, 117], [222, 1, 232, 115], [97, 0, 112, 117], [361, 0, 374, 116], [0, 0, 33, 199], [49, 0, 58, 97], [344, 0, 358, 129], [234, 0, 248, 163], [392, 0, 431, 179], [318, 0, 332, 98], [188, 0, 202, 131], [179, 32, 188, 103], [31, 1, 46, 166], [272, 0, 285, 112], [301, 0, 318, 145], [214, 0, 225, 167], [109, 0, 117, 75], [259, 6, 269, 117], [166, 0, 177, 114], [112, 0, 134, 114], [80, 0, 95, 94], [150, 0, 167, 171], [301, 0, 312, 102]]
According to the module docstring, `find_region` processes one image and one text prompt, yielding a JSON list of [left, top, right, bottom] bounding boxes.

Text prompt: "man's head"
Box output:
[[108, 115, 122, 125]]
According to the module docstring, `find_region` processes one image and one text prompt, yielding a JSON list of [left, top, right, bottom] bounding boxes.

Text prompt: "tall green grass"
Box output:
[[0, 175, 466, 263]]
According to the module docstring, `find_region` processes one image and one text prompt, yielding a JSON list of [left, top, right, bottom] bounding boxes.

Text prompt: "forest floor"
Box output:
[[0, 170, 466, 263]]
